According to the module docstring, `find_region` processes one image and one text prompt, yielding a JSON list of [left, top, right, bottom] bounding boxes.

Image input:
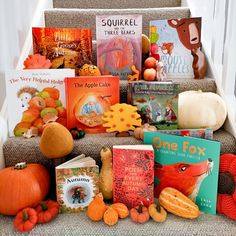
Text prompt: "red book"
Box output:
[[65, 76, 119, 133], [113, 145, 154, 209]]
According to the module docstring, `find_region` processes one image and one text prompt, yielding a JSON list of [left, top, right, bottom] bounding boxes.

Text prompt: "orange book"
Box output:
[[65, 76, 120, 133]]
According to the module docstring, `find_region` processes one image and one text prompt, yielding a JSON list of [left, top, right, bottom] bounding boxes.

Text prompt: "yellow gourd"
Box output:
[[111, 203, 129, 219], [103, 207, 119, 226], [148, 203, 167, 222], [99, 147, 113, 200], [87, 193, 107, 221], [159, 187, 200, 219]]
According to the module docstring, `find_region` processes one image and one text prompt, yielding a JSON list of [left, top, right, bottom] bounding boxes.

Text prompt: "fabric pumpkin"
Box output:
[[13, 208, 38, 232], [36, 200, 60, 223], [217, 154, 236, 220]]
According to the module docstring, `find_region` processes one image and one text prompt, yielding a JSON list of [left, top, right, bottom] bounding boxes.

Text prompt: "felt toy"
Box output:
[[24, 54, 52, 69], [102, 103, 142, 135], [217, 153, 236, 220], [78, 64, 101, 76], [128, 65, 140, 81]]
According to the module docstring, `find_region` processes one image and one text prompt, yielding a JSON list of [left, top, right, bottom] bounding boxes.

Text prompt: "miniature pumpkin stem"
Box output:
[[156, 202, 161, 213], [14, 162, 27, 170], [138, 204, 143, 213], [22, 210, 29, 222], [40, 201, 48, 211]]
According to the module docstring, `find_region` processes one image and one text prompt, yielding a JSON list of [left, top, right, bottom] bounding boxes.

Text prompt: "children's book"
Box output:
[[155, 128, 213, 140], [96, 15, 142, 80], [144, 132, 220, 214], [5, 69, 75, 137], [149, 17, 202, 79], [55, 154, 99, 213], [128, 81, 179, 130], [65, 76, 119, 133], [32, 27, 92, 74], [113, 145, 154, 209]]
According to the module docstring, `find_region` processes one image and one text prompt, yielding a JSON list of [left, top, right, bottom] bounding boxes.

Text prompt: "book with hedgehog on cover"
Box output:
[[56, 154, 99, 213], [144, 132, 220, 214], [96, 15, 142, 80]]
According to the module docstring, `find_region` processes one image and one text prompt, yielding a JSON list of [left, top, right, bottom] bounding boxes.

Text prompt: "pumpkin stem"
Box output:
[[137, 204, 143, 213], [40, 201, 48, 211], [22, 210, 29, 222], [156, 201, 161, 213], [14, 162, 27, 170]]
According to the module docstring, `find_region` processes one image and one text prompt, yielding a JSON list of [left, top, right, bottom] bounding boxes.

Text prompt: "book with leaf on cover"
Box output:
[[113, 145, 154, 209], [96, 15, 142, 80], [55, 154, 99, 213]]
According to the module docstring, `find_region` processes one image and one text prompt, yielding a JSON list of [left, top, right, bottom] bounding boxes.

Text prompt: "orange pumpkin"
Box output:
[[111, 203, 129, 219], [87, 193, 107, 221], [103, 207, 119, 226], [130, 204, 150, 223], [0, 162, 50, 215]]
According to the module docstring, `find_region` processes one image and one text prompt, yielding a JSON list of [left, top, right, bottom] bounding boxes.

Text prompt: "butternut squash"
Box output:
[[99, 147, 113, 200], [159, 187, 200, 219]]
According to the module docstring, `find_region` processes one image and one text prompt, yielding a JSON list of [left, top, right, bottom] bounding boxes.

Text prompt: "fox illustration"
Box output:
[[154, 158, 214, 202]]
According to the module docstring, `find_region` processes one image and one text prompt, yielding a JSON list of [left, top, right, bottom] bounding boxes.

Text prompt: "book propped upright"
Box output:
[[56, 154, 99, 213], [144, 132, 220, 214], [113, 145, 154, 209]]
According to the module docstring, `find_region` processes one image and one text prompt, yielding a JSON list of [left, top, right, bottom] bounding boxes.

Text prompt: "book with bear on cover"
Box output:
[[128, 81, 179, 130], [32, 27, 92, 75], [149, 17, 202, 79], [96, 15, 142, 80], [5, 69, 75, 137], [144, 132, 220, 214], [113, 145, 154, 209], [65, 76, 119, 133], [56, 154, 99, 213]]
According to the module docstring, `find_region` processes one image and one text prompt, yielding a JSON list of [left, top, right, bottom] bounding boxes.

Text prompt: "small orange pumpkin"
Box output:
[[0, 162, 50, 216], [130, 204, 150, 223], [111, 203, 129, 219], [148, 203, 167, 222], [103, 207, 119, 226], [87, 193, 107, 221]]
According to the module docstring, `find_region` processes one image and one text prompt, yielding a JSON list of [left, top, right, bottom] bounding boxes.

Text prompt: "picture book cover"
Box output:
[[156, 128, 213, 140], [65, 76, 120, 133], [113, 145, 154, 209], [32, 27, 92, 74], [56, 154, 99, 213], [144, 132, 220, 214], [5, 69, 75, 137], [96, 15, 142, 80], [149, 17, 202, 79], [128, 81, 179, 130]]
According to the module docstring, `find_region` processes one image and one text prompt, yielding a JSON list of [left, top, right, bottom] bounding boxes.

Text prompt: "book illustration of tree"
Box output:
[[102, 103, 142, 136]]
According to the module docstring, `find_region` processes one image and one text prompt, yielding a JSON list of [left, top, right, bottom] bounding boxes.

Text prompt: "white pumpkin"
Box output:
[[178, 90, 227, 131]]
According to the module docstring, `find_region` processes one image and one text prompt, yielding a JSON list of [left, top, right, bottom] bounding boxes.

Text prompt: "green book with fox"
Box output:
[[144, 132, 220, 214]]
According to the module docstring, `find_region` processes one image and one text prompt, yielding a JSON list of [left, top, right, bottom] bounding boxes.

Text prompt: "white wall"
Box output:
[[0, 0, 52, 108]]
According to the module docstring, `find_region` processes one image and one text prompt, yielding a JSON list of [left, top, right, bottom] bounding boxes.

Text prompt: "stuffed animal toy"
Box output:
[[217, 153, 236, 220]]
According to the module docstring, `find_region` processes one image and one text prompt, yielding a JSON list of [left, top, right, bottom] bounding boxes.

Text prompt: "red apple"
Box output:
[[143, 68, 156, 81], [144, 57, 157, 69]]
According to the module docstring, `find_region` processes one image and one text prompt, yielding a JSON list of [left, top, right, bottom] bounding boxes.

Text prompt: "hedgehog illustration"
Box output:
[[17, 86, 38, 109]]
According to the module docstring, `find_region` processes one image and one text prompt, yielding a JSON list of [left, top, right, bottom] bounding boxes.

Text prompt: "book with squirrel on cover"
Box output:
[[144, 132, 220, 214], [65, 76, 119, 133], [128, 81, 179, 130], [32, 27, 92, 75], [56, 154, 99, 213], [113, 145, 154, 209], [96, 15, 142, 80], [5, 69, 75, 137]]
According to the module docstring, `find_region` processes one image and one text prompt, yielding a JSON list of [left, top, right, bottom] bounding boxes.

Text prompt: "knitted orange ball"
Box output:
[[78, 64, 101, 76]]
